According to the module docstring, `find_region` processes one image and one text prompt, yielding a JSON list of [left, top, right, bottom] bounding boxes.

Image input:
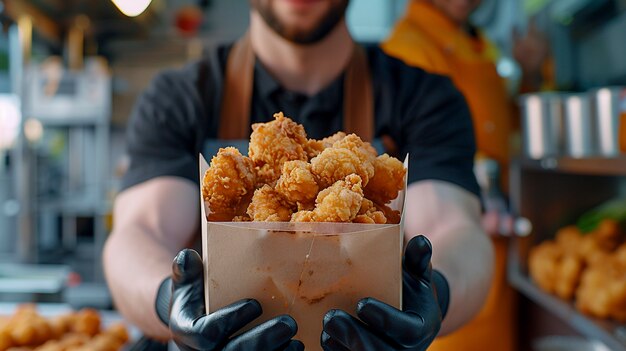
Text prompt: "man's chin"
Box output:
[[253, 0, 349, 45]]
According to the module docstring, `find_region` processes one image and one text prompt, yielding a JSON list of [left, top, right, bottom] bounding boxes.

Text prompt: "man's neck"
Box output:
[[249, 12, 354, 96]]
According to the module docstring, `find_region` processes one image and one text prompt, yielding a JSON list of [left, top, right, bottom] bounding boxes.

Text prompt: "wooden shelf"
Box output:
[[508, 240, 626, 350], [519, 157, 626, 176]]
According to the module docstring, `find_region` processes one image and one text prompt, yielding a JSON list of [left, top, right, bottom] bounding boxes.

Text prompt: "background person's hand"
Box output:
[[513, 20, 549, 90], [156, 249, 304, 351], [321, 235, 449, 350]]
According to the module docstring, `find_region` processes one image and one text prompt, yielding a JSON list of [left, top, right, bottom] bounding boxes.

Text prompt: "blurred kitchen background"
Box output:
[[0, 0, 625, 350]]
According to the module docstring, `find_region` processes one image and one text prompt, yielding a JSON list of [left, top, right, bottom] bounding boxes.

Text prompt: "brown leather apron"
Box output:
[[217, 33, 375, 142]]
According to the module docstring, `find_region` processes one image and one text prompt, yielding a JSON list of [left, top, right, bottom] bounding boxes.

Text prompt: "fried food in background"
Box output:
[[0, 305, 129, 351], [528, 219, 626, 321], [576, 244, 626, 322], [202, 112, 407, 223]]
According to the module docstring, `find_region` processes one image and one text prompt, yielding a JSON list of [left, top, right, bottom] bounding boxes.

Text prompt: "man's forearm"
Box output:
[[103, 226, 174, 339], [429, 225, 494, 335], [404, 180, 494, 335]]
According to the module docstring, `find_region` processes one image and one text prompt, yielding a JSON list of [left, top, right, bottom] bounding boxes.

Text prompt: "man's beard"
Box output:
[[251, 0, 349, 45]]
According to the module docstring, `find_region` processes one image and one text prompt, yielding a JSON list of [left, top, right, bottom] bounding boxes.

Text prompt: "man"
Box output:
[[103, 0, 494, 349], [383, 1, 549, 350]]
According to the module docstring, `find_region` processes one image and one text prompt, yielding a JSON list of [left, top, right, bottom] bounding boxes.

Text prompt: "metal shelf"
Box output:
[[35, 117, 109, 127], [508, 240, 626, 351], [519, 157, 626, 176]]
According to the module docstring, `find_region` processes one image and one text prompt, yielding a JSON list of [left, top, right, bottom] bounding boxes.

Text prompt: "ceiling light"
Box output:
[[111, 0, 152, 17]]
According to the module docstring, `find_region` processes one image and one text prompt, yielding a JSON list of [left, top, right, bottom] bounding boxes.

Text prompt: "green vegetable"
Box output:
[[576, 198, 626, 233]]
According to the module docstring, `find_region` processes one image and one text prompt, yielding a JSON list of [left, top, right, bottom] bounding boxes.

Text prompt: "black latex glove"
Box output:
[[321, 235, 449, 351], [155, 249, 304, 351]]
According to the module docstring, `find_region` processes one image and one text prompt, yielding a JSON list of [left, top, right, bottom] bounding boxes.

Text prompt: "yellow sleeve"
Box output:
[[381, 19, 451, 76]]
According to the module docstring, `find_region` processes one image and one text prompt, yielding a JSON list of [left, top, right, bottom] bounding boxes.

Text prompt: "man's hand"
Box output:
[[321, 235, 449, 350], [157, 249, 304, 351]]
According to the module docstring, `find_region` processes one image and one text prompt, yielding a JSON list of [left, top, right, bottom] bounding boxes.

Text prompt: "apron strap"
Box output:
[[219, 33, 254, 140], [219, 34, 374, 142], [343, 44, 374, 142]]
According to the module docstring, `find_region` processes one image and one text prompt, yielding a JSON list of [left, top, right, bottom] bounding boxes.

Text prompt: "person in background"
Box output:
[[383, 0, 549, 350], [103, 0, 495, 349]]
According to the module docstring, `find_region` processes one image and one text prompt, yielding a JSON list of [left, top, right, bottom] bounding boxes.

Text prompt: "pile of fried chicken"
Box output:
[[202, 112, 406, 223], [0, 305, 129, 351], [528, 219, 626, 322]]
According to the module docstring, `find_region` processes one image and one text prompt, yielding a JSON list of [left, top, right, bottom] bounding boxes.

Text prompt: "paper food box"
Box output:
[[199, 153, 407, 350]]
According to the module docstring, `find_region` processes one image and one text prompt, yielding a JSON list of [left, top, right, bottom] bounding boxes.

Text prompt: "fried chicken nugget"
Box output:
[[353, 198, 387, 224], [292, 175, 364, 223], [275, 161, 319, 207], [364, 154, 406, 204], [249, 112, 309, 184], [304, 132, 348, 159], [291, 210, 316, 222], [375, 202, 401, 224], [322, 132, 347, 148], [332, 134, 377, 158], [202, 147, 256, 219], [247, 185, 293, 222], [311, 148, 370, 188]]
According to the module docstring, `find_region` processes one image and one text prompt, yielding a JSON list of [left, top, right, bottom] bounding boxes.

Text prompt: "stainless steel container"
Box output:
[[520, 93, 565, 159], [590, 87, 626, 157], [564, 93, 595, 158]]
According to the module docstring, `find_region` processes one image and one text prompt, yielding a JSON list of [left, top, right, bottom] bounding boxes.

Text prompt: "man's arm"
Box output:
[[103, 177, 199, 339], [404, 180, 494, 335]]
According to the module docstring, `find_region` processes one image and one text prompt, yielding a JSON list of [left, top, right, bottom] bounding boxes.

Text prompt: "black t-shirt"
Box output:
[[122, 44, 480, 197]]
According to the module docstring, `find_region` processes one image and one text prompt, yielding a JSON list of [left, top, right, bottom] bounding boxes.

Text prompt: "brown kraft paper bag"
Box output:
[[199, 154, 407, 350]]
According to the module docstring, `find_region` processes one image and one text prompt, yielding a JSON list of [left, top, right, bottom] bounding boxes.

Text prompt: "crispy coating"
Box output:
[[247, 185, 293, 222], [202, 147, 256, 218], [375, 202, 401, 224], [291, 210, 316, 222], [232, 215, 252, 222], [322, 132, 347, 147], [364, 154, 406, 204], [249, 112, 309, 184], [353, 198, 387, 224], [294, 175, 364, 223], [332, 134, 377, 159], [275, 161, 319, 206], [314, 174, 364, 222], [303, 139, 325, 160], [311, 148, 371, 188], [331, 134, 375, 179]]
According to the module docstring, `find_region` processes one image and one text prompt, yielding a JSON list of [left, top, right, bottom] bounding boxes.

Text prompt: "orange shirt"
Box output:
[[383, 2, 517, 351], [382, 0, 512, 171]]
